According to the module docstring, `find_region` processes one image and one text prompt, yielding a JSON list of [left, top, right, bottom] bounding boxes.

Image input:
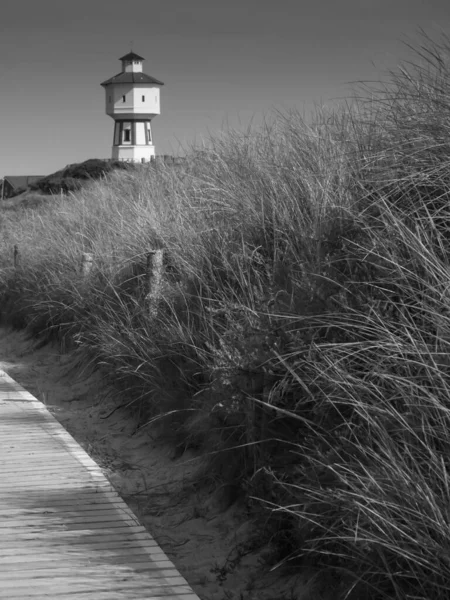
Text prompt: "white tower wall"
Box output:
[[112, 145, 155, 162], [122, 59, 143, 73], [112, 121, 154, 162], [105, 84, 161, 118]]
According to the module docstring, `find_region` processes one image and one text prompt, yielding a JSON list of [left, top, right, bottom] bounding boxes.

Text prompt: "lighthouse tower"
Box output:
[[101, 52, 164, 163]]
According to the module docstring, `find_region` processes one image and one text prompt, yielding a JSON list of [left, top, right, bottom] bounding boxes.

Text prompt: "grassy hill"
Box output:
[[1, 30, 450, 600], [29, 158, 135, 194]]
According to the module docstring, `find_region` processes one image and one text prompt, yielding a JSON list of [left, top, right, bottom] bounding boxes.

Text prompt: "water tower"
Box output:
[[101, 52, 164, 163]]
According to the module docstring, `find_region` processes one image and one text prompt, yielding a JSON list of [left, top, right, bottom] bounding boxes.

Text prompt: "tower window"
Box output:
[[122, 95, 126, 102], [124, 130, 131, 142], [142, 95, 145, 102]]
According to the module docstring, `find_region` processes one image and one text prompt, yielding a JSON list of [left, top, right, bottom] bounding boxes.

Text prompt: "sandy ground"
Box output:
[[0, 327, 313, 600]]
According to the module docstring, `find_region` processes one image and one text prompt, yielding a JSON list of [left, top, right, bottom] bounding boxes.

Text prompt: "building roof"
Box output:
[[3, 175, 43, 189], [101, 72, 164, 87], [119, 52, 145, 62]]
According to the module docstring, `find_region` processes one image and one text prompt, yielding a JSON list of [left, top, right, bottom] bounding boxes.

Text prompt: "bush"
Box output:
[[30, 158, 135, 195]]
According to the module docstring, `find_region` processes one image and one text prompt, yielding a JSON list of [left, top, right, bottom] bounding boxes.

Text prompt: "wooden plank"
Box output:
[[0, 567, 183, 579], [0, 553, 171, 566], [0, 502, 138, 516], [15, 593, 200, 600], [0, 370, 200, 600], [0, 514, 145, 528], [0, 577, 190, 590], [0, 537, 163, 552], [0, 490, 123, 502], [0, 495, 128, 509], [0, 464, 114, 475], [0, 482, 114, 491], [2, 591, 199, 600], [0, 470, 107, 479], [0, 525, 151, 540], [0, 474, 108, 484], [0, 582, 192, 596]]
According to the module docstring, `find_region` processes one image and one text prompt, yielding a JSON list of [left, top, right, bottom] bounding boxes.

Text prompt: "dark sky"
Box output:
[[0, 0, 449, 175]]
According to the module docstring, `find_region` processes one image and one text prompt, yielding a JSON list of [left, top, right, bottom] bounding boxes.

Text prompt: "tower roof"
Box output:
[[119, 52, 145, 62], [101, 72, 164, 86]]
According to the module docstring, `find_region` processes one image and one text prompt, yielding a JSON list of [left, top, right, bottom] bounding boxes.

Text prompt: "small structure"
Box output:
[[1, 175, 43, 199], [101, 52, 164, 163]]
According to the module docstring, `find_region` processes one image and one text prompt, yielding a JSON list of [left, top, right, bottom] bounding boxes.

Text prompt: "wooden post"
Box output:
[[13, 245, 19, 268], [80, 252, 93, 278], [145, 249, 164, 317]]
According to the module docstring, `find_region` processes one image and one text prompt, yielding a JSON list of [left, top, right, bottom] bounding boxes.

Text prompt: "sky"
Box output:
[[0, 0, 450, 176]]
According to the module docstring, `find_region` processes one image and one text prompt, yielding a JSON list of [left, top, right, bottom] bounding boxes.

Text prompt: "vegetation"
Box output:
[[2, 29, 450, 599], [29, 158, 135, 194]]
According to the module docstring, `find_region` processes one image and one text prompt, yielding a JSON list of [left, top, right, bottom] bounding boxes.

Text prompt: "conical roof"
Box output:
[[119, 52, 145, 62], [101, 72, 164, 86]]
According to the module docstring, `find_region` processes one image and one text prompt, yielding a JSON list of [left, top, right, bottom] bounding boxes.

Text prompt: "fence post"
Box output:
[[80, 252, 93, 278], [145, 249, 164, 318], [13, 245, 20, 268]]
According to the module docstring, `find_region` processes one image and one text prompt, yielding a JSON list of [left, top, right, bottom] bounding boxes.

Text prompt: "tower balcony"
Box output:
[[107, 110, 159, 120]]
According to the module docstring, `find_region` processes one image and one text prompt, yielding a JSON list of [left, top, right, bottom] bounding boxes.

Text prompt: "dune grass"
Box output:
[[2, 29, 450, 599]]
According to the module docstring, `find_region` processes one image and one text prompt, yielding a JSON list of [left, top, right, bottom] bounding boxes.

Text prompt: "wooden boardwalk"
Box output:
[[0, 370, 200, 599]]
